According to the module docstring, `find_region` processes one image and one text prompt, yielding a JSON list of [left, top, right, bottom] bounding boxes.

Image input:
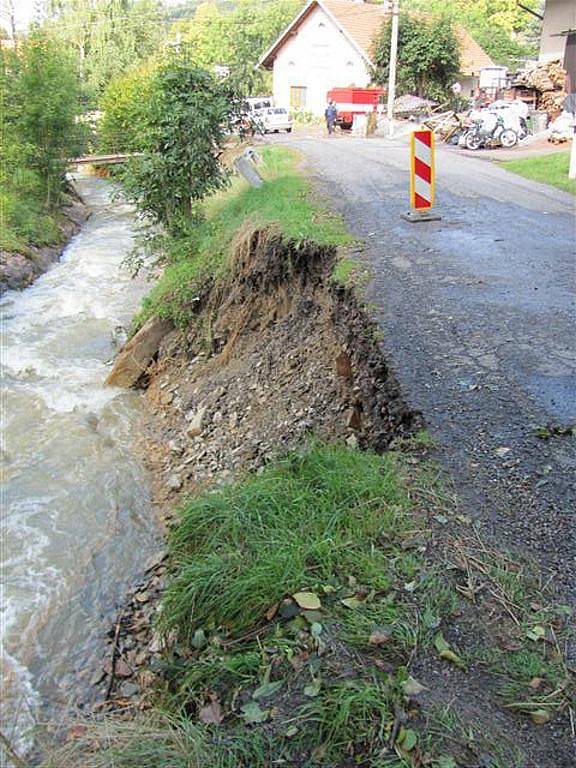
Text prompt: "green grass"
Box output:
[[0, 188, 62, 253], [41, 443, 573, 768], [160, 443, 414, 642], [134, 146, 352, 329], [501, 150, 576, 195]]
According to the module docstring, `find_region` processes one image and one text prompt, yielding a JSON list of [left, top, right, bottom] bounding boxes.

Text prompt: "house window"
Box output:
[[290, 86, 307, 109]]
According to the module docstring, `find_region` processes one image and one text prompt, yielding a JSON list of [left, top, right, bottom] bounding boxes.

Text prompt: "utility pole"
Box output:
[[386, 0, 400, 138], [570, 125, 576, 180]]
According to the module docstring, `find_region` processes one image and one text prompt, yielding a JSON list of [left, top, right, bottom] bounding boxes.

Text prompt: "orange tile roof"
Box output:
[[259, 0, 494, 77], [322, 0, 388, 59]]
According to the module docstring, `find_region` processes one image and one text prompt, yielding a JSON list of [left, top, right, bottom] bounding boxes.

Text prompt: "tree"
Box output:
[[117, 54, 239, 231], [175, 0, 303, 95], [99, 62, 156, 152], [402, 0, 541, 67], [44, 0, 165, 102], [372, 14, 461, 101], [6, 31, 83, 206]]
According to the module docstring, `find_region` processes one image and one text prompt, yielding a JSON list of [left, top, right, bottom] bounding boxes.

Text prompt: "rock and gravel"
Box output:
[[96, 226, 420, 709], [287, 136, 575, 610]]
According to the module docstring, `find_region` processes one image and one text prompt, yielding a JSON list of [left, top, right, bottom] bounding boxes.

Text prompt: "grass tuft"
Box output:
[[160, 443, 411, 642], [500, 150, 576, 195]]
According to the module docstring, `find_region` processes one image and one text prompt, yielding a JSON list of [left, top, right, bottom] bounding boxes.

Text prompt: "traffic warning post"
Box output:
[[402, 129, 442, 222]]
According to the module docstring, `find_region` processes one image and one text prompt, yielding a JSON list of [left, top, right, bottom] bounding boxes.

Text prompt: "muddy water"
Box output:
[[0, 175, 158, 757]]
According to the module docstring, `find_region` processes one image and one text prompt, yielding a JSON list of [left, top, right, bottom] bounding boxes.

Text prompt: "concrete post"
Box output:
[[386, 0, 400, 138], [569, 125, 576, 180]]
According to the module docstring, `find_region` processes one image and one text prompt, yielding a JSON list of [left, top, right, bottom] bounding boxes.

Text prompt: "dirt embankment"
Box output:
[[98, 225, 421, 705], [0, 196, 89, 295]]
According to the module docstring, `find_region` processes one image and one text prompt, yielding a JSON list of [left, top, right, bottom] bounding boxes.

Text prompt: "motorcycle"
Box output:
[[465, 113, 518, 150]]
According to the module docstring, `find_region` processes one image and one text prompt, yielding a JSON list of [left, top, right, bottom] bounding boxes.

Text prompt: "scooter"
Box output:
[[465, 113, 518, 150]]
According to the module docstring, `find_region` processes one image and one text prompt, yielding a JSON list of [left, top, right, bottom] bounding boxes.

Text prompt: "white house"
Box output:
[[258, 0, 495, 114], [539, 0, 575, 92]]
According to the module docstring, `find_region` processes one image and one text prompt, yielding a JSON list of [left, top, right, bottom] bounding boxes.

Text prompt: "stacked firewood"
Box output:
[[539, 90, 568, 119], [515, 59, 567, 120]]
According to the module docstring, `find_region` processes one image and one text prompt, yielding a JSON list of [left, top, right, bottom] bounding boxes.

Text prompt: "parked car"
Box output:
[[245, 96, 273, 114], [260, 107, 293, 133]]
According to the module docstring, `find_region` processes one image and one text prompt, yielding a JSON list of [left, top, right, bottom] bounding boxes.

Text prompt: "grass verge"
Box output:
[[500, 150, 576, 195], [0, 187, 62, 253], [133, 145, 352, 329], [45, 443, 573, 768]]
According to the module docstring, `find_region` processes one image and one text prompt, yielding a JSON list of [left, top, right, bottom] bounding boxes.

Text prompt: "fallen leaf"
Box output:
[[65, 725, 88, 742], [310, 622, 323, 639], [240, 701, 269, 724], [401, 728, 418, 751], [285, 725, 299, 738], [252, 680, 283, 700], [198, 699, 224, 725], [341, 596, 362, 609], [369, 626, 393, 646], [402, 676, 427, 697], [278, 600, 300, 620], [496, 634, 522, 652], [192, 629, 207, 650], [302, 610, 323, 623], [265, 602, 279, 621], [439, 649, 464, 667], [311, 744, 327, 763], [434, 633, 464, 667], [434, 633, 450, 654], [526, 625, 546, 642], [529, 677, 544, 690], [530, 709, 552, 725], [293, 592, 321, 610], [304, 681, 322, 698], [404, 580, 417, 593]]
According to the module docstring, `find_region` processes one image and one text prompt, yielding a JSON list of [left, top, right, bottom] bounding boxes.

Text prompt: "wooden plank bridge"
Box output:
[[70, 153, 137, 166]]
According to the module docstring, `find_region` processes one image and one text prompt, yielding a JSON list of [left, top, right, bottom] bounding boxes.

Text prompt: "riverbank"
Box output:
[[0, 192, 89, 294], [42, 147, 574, 768]]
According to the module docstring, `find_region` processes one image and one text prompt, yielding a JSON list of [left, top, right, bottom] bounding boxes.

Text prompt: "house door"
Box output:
[[290, 86, 307, 109]]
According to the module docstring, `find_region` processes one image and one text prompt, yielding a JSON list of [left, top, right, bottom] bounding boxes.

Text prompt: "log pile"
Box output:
[[539, 90, 567, 120], [514, 59, 567, 120]]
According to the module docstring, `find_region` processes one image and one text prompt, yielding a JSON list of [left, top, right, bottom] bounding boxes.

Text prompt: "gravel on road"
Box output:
[[291, 135, 575, 609]]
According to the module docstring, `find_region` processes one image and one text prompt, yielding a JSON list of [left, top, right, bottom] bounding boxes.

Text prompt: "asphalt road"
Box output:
[[290, 135, 576, 604]]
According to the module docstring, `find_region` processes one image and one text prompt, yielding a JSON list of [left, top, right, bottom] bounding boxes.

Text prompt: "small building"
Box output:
[[539, 0, 576, 92], [258, 0, 494, 114]]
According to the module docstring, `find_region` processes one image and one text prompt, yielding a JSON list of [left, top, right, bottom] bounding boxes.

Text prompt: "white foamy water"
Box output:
[[0, 175, 158, 759]]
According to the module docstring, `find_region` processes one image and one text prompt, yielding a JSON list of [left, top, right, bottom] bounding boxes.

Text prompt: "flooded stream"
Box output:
[[0, 175, 158, 757]]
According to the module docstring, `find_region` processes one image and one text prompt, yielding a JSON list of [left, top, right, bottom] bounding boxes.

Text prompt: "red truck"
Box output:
[[327, 87, 386, 129]]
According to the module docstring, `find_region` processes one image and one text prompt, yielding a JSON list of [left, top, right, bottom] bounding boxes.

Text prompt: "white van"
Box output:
[[245, 96, 274, 114]]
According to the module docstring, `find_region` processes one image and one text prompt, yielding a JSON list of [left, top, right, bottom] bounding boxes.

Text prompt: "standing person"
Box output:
[[325, 100, 337, 135]]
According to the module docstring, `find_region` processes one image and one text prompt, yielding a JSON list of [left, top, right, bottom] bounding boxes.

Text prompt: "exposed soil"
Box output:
[[0, 195, 89, 294], [93, 227, 421, 708], [90, 226, 574, 768]]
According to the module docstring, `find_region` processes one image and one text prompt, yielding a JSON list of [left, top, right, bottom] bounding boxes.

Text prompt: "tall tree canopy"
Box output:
[[43, 0, 165, 101], [175, 0, 303, 94], [372, 14, 461, 101], [403, 0, 542, 67], [1, 31, 83, 206]]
